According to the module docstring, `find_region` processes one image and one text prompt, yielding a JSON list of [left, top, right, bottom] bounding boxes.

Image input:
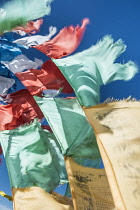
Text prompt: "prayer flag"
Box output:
[[84, 101, 140, 210], [65, 157, 115, 210], [12, 19, 43, 35], [34, 96, 101, 163], [0, 89, 44, 130], [32, 18, 89, 58], [52, 35, 138, 107], [2, 54, 43, 74], [0, 0, 53, 34], [16, 60, 73, 95], [13, 26, 57, 46], [12, 187, 74, 210], [0, 120, 66, 192]]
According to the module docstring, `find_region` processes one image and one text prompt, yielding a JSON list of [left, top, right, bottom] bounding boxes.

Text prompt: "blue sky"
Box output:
[[0, 0, 140, 209]]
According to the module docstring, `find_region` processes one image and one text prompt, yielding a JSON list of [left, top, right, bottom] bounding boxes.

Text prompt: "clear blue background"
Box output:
[[0, 0, 140, 209]]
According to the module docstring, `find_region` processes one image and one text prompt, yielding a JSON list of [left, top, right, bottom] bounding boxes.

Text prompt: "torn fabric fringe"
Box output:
[[13, 26, 57, 46]]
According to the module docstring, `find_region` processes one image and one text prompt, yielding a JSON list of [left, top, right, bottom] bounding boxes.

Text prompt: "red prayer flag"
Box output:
[[16, 60, 73, 95], [12, 19, 43, 35], [0, 89, 44, 131], [32, 18, 90, 58]]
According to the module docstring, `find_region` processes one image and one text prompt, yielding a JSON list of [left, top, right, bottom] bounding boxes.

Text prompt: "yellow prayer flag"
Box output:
[[84, 101, 140, 210], [65, 157, 115, 210], [12, 187, 74, 210]]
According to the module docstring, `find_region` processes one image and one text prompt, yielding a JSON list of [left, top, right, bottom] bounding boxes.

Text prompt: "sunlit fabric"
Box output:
[[34, 96, 101, 163], [0, 76, 15, 95], [65, 157, 115, 210], [0, 63, 17, 93], [2, 54, 43, 73], [84, 101, 140, 210], [0, 120, 65, 192], [12, 187, 74, 210], [53, 35, 138, 107], [6, 88, 43, 111], [12, 19, 43, 35], [0, 0, 53, 34], [32, 18, 90, 59], [0, 89, 44, 130], [13, 26, 57, 46], [16, 60, 73, 95], [0, 43, 21, 61]]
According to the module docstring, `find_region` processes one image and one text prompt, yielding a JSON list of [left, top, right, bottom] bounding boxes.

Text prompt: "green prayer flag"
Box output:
[[0, 120, 67, 192], [0, 0, 53, 34], [34, 96, 101, 163], [52, 35, 138, 107]]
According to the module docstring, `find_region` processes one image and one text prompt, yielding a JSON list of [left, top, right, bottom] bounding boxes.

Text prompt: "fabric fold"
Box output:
[[12, 19, 43, 35], [0, 63, 17, 93], [2, 54, 43, 74], [84, 101, 140, 210], [13, 26, 57, 46], [0, 0, 53, 34], [34, 96, 101, 164], [32, 18, 89, 58], [65, 157, 115, 210], [0, 120, 66, 192], [0, 43, 21, 61], [0, 76, 15, 95], [0, 89, 44, 130], [52, 35, 138, 107], [12, 187, 74, 210], [16, 60, 73, 95]]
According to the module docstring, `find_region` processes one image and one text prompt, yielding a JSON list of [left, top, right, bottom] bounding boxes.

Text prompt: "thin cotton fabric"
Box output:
[[34, 96, 101, 162], [0, 120, 65, 192], [16, 60, 73, 95], [13, 26, 57, 46], [0, 33, 28, 50], [2, 54, 43, 73], [12, 187, 74, 210], [65, 157, 115, 210], [32, 18, 89, 59], [0, 63, 17, 93], [0, 76, 15, 95], [0, 33, 28, 52], [84, 101, 140, 210], [0, 43, 21, 61], [12, 19, 43, 35], [52, 35, 138, 107], [0, 89, 44, 130], [0, 0, 53, 34]]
